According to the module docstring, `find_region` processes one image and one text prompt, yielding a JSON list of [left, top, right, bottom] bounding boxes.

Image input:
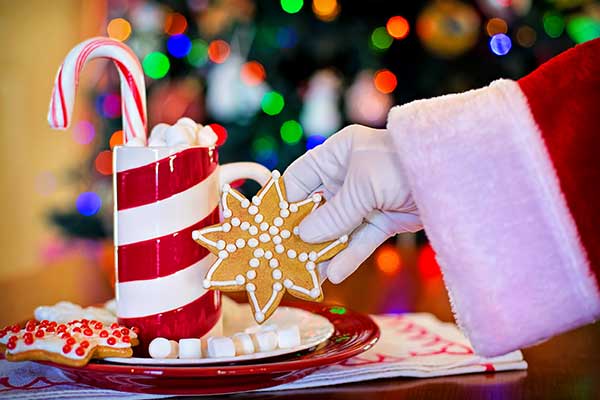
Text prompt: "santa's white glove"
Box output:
[[283, 124, 422, 283]]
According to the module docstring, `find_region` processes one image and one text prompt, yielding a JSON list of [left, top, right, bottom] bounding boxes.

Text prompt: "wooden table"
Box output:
[[2, 240, 599, 399]]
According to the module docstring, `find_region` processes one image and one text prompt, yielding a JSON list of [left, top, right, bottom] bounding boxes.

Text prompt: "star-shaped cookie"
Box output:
[[192, 170, 348, 323]]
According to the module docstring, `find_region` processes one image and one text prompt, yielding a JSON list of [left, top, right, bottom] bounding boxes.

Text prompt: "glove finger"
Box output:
[[317, 260, 330, 284], [283, 151, 324, 202], [298, 181, 369, 243], [326, 222, 391, 284]]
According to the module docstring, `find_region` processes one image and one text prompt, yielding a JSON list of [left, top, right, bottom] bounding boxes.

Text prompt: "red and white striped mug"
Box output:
[[113, 145, 270, 351]]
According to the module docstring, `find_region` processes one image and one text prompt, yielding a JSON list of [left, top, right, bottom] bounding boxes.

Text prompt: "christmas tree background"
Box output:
[[50, 0, 600, 256]]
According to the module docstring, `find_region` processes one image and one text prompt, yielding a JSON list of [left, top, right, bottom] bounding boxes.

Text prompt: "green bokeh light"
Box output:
[[567, 16, 600, 44], [280, 120, 303, 144], [281, 0, 303, 14], [251, 135, 277, 157], [186, 39, 208, 67], [371, 27, 393, 50], [543, 12, 565, 38], [261, 91, 285, 115], [329, 306, 347, 315], [142, 52, 170, 79]]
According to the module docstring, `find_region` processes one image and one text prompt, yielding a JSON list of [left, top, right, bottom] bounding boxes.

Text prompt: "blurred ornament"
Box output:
[[476, 0, 531, 20], [375, 244, 402, 275], [206, 55, 268, 123], [485, 17, 508, 36], [300, 70, 342, 138], [313, 0, 340, 22], [515, 25, 536, 47], [387, 16, 410, 39], [148, 78, 205, 126], [130, 3, 163, 32], [197, 0, 255, 37], [345, 71, 393, 127], [417, 0, 481, 59]]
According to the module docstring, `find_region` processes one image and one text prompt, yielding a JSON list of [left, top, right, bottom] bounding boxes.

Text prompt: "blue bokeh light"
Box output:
[[255, 152, 279, 170], [76, 192, 102, 216], [306, 135, 326, 150], [167, 34, 192, 58], [489, 33, 512, 56], [276, 27, 299, 49]]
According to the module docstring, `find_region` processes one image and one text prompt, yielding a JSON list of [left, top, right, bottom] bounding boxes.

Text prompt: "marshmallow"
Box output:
[[149, 337, 179, 359], [148, 123, 169, 147], [165, 123, 195, 147], [244, 323, 278, 334], [176, 117, 198, 130], [196, 125, 218, 147], [232, 333, 255, 355], [251, 331, 278, 352], [206, 336, 236, 358], [178, 338, 202, 359], [277, 325, 301, 349]]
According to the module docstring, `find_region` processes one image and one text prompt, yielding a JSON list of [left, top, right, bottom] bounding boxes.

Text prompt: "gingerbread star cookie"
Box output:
[[193, 170, 348, 323]]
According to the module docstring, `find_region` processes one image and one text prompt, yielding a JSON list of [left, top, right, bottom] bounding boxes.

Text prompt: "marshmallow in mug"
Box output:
[[134, 117, 218, 148]]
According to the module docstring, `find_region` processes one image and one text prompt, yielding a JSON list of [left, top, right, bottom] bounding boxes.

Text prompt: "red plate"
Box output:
[[37, 302, 379, 395]]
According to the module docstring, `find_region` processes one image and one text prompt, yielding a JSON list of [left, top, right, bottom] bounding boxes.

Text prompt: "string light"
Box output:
[[374, 69, 397, 94], [109, 130, 124, 149], [489, 33, 512, 55], [95, 151, 113, 175], [313, 0, 340, 22], [281, 0, 303, 14], [143, 52, 170, 79], [386, 16, 410, 39], [208, 40, 230, 64], [73, 121, 95, 145], [76, 192, 102, 216], [208, 123, 228, 146], [241, 61, 266, 86], [371, 27, 393, 50], [167, 34, 192, 58], [187, 39, 209, 67], [280, 120, 303, 144], [543, 11, 565, 38], [164, 12, 187, 35], [375, 244, 402, 275], [486, 18, 508, 36], [261, 91, 285, 115], [516, 25, 537, 47], [107, 18, 132, 42]]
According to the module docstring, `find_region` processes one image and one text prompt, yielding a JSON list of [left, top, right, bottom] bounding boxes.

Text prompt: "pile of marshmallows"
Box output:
[[149, 324, 301, 359], [126, 117, 219, 147]]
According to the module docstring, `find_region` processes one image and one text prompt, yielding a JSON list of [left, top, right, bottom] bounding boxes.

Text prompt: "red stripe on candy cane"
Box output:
[[57, 66, 68, 127], [117, 206, 220, 283], [116, 147, 218, 210]]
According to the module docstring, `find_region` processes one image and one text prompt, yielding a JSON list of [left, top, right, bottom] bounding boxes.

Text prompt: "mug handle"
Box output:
[[219, 162, 272, 188]]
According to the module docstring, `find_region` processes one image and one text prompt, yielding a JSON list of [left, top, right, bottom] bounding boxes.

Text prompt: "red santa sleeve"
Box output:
[[387, 38, 600, 357]]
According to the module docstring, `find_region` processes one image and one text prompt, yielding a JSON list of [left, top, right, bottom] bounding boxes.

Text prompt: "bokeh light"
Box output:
[[109, 130, 124, 149], [241, 61, 266, 86], [371, 26, 393, 50], [76, 192, 102, 216], [418, 243, 441, 280], [252, 135, 279, 169], [543, 11, 565, 38], [95, 151, 113, 175], [567, 16, 600, 44], [489, 33, 512, 55], [313, 0, 340, 22], [261, 91, 285, 115], [375, 244, 402, 275], [386, 16, 410, 39], [516, 25, 537, 47], [306, 135, 326, 150], [280, 120, 303, 144], [486, 17, 508, 36], [164, 12, 188, 35], [208, 123, 228, 146], [276, 26, 299, 48], [143, 52, 170, 79], [208, 40, 230, 64], [374, 69, 397, 94], [187, 39, 209, 67], [167, 34, 192, 58], [101, 93, 121, 118], [107, 18, 132, 42], [73, 121, 95, 145], [281, 0, 303, 14]]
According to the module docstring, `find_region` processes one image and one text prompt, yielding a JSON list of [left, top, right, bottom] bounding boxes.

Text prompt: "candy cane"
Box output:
[[48, 37, 147, 144]]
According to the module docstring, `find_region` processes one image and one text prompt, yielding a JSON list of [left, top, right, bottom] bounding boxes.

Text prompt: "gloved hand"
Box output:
[[283, 124, 422, 283]]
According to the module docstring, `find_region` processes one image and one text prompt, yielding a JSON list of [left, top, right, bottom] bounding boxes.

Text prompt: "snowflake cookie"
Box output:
[[193, 170, 348, 323]]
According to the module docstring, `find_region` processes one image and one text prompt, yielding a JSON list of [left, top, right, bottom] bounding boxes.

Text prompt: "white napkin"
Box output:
[[0, 313, 526, 399]]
